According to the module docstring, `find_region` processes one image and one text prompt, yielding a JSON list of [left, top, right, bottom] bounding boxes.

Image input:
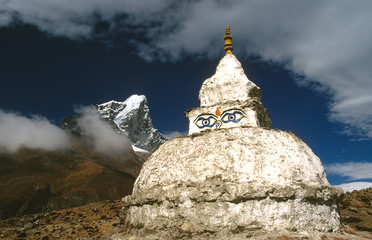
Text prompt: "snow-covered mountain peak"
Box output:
[[123, 95, 146, 112], [114, 95, 146, 125], [62, 95, 166, 162], [97, 95, 166, 153]]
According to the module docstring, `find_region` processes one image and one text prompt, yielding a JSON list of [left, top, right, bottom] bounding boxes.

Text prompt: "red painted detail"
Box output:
[[216, 108, 221, 116]]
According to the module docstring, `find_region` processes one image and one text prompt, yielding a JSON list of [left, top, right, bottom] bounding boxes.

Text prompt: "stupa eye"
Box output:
[[194, 115, 217, 128], [221, 110, 245, 123]]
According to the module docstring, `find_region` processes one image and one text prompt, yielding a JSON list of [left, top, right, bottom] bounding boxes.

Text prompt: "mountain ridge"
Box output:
[[61, 94, 166, 161]]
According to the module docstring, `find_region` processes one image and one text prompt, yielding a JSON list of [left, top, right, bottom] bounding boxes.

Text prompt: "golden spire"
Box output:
[[224, 26, 233, 53]]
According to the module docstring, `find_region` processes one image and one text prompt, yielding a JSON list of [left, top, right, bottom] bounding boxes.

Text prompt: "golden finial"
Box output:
[[224, 26, 233, 53]]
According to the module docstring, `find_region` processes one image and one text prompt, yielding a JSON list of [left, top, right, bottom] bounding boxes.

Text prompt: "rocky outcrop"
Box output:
[[61, 94, 166, 161], [60, 95, 166, 155], [97, 95, 166, 153]]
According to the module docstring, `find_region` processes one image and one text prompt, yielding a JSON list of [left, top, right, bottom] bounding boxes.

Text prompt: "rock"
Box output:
[[348, 206, 358, 213], [52, 231, 61, 238], [17, 232, 27, 238], [24, 222, 33, 229]]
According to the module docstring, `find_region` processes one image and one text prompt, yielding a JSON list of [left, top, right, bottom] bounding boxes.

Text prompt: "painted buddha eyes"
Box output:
[[194, 109, 245, 129], [195, 115, 217, 128], [221, 111, 245, 123]]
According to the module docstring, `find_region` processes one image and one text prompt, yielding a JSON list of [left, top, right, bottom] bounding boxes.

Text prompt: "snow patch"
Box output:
[[99, 100, 117, 106], [132, 145, 151, 163], [132, 145, 150, 154], [114, 95, 145, 125]]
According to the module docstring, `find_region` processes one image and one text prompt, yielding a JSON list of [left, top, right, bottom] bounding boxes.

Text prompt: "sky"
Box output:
[[0, 0, 371, 191]]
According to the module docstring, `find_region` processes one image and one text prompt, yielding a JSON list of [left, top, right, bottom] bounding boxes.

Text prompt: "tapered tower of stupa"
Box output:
[[186, 26, 271, 134]]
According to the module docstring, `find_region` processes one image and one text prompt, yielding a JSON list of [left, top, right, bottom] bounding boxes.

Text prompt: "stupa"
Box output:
[[122, 26, 342, 239]]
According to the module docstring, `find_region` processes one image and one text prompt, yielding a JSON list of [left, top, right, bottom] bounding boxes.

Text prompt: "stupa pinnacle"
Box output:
[[122, 27, 343, 239], [224, 25, 233, 53]]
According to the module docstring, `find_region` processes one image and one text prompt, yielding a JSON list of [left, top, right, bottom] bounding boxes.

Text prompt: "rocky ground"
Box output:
[[339, 188, 372, 233], [0, 200, 127, 240], [0, 188, 371, 240]]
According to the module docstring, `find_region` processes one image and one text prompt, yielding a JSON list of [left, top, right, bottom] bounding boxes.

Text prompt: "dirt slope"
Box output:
[[0, 145, 142, 220]]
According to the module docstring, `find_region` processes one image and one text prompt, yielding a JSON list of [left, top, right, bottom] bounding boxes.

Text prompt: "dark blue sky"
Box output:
[[1, 0, 371, 191]]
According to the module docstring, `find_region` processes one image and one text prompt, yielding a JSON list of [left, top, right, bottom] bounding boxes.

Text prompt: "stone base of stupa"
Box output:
[[122, 127, 343, 239], [119, 227, 367, 240]]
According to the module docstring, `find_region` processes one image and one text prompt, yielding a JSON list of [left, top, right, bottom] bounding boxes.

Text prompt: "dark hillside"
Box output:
[[0, 145, 142, 220]]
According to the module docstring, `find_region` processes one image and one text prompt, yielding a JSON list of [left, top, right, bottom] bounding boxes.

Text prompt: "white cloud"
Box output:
[[162, 131, 187, 140], [334, 181, 372, 193], [141, 0, 372, 139], [1, 1, 372, 138], [0, 0, 169, 39], [0, 109, 71, 153], [76, 106, 132, 156], [326, 162, 372, 181], [0, 107, 132, 156]]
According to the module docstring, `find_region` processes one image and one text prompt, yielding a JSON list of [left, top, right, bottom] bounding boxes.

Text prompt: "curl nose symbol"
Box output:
[[215, 120, 222, 129]]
